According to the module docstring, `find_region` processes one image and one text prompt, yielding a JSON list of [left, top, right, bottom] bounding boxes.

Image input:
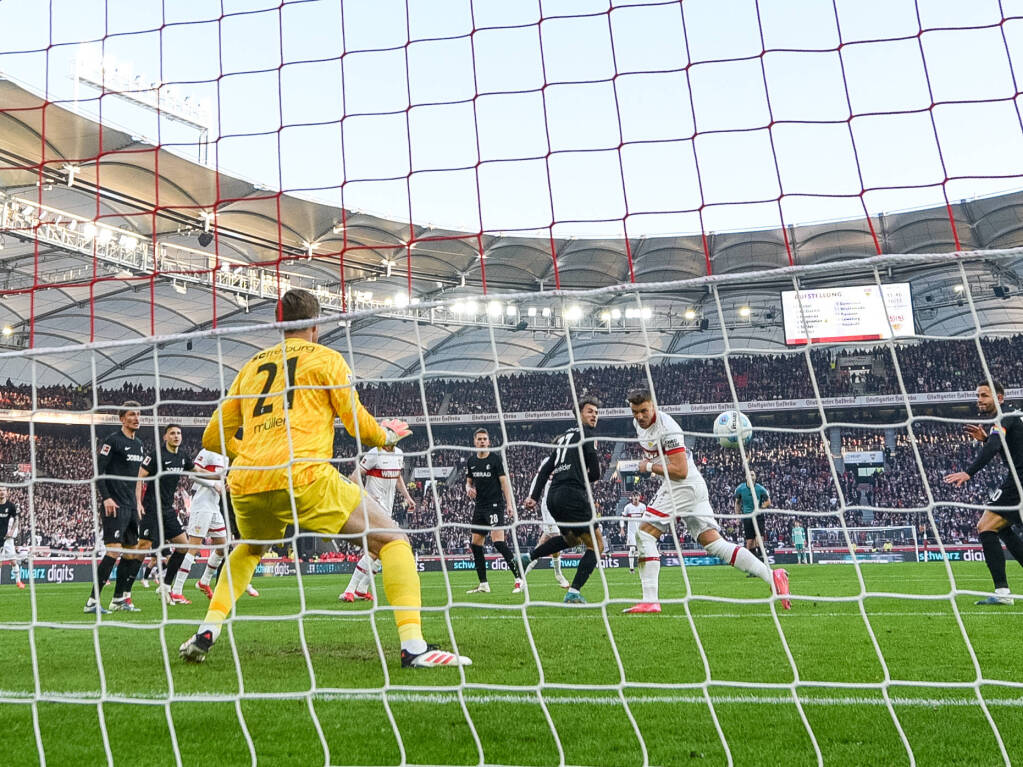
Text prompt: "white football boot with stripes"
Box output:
[[401, 644, 472, 668]]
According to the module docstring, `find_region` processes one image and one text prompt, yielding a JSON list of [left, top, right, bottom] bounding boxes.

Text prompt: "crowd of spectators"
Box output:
[[5, 415, 1005, 558], [4, 330, 1023, 557], [4, 333, 1023, 421]]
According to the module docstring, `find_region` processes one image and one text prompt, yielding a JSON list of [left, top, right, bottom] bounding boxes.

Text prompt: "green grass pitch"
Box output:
[[2, 561, 1022, 766]]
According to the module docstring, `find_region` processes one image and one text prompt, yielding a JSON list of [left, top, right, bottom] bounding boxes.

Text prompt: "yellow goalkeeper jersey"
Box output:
[[203, 337, 387, 495]]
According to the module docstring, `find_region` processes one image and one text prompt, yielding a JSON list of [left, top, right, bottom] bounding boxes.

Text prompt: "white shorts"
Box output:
[[644, 482, 719, 540], [1, 537, 19, 562], [624, 521, 639, 547], [540, 496, 559, 536], [186, 502, 227, 540]]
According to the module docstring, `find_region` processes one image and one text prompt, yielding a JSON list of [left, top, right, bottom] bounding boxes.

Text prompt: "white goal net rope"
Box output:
[[2, 249, 1023, 766], [4, 0, 1023, 764]]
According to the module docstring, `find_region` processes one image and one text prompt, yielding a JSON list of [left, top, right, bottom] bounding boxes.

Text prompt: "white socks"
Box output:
[[201, 549, 224, 586], [704, 537, 772, 584], [344, 553, 376, 595], [552, 555, 562, 579], [636, 530, 661, 603], [172, 553, 194, 594], [401, 638, 428, 655]]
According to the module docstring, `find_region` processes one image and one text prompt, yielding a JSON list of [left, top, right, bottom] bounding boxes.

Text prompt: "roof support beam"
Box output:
[[400, 325, 474, 377]]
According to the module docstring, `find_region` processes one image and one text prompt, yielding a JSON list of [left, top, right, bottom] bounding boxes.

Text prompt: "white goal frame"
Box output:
[[807, 525, 918, 564]]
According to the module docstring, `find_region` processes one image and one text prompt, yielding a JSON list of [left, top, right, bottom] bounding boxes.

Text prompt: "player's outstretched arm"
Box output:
[[943, 471, 971, 487], [326, 361, 390, 448]]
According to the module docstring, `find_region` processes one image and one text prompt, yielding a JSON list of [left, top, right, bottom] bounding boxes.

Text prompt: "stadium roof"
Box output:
[[3, 77, 1023, 389]]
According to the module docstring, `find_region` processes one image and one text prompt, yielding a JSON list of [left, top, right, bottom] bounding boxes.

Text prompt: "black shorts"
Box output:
[[547, 486, 593, 535], [138, 509, 185, 544], [101, 506, 139, 547], [470, 503, 506, 536], [742, 515, 762, 541], [989, 486, 1022, 526]]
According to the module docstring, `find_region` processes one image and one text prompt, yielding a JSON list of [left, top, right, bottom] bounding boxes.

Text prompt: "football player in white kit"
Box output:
[[167, 449, 258, 601], [620, 492, 646, 573], [340, 444, 416, 602], [523, 461, 572, 589], [623, 388, 789, 613]]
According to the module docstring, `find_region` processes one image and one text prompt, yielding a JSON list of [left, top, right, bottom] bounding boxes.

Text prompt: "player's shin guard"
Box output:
[[173, 553, 195, 594], [706, 538, 772, 584], [980, 530, 1010, 590], [470, 543, 487, 582], [570, 548, 597, 591], [379, 539, 424, 645], [493, 540, 520, 577], [91, 554, 118, 598], [997, 527, 1023, 570], [201, 544, 264, 638], [636, 530, 661, 603]]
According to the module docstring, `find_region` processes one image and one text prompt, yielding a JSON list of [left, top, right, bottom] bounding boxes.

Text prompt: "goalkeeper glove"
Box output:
[[381, 418, 412, 446]]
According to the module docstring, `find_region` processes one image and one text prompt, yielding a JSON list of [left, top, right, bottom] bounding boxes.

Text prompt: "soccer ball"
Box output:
[[713, 410, 753, 448]]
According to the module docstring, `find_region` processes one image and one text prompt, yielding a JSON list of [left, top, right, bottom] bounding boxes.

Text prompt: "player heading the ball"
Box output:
[[180, 288, 470, 668], [623, 388, 790, 613]]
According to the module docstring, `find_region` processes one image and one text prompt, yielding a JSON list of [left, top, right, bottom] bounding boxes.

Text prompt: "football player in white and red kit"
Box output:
[[620, 492, 646, 573], [167, 448, 258, 601], [622, 388, 789, 613], [340, 444, 416, 601]]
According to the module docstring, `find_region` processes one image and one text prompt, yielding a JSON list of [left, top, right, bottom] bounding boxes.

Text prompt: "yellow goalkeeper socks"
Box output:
[[378, 539, 424, 646], [200, 543, 263, 637]]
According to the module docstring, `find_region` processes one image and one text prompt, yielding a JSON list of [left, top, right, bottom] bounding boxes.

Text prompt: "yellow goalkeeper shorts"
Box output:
[[231, 470, 364, 542]]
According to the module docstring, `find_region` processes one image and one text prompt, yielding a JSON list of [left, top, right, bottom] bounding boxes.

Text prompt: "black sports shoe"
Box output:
[[400, 643, 472, 668], [179, 630, 215, 663]]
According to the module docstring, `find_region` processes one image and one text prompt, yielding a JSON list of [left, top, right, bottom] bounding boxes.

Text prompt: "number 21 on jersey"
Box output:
[[253, 356, 299, 417]]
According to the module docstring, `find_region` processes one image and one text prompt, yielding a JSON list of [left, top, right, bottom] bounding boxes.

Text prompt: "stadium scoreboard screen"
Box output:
[[781, 283, 914, 345]]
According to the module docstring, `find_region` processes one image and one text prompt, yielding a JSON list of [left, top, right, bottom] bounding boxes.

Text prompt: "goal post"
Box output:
[[807, 525, 919, 564]]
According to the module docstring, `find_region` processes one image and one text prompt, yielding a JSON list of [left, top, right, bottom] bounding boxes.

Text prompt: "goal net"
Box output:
[[2, 1, 1023, 766], [807, 525, 919, 563]]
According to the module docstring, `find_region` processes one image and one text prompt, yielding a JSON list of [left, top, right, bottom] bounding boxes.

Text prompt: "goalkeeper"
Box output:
[[180, 289, 470, 668]]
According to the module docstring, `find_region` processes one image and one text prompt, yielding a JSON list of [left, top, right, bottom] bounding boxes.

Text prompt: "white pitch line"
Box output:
[[438, 610, 1023, 619], [2, 690, 1022, 708], [3, 609, 1016, 631]]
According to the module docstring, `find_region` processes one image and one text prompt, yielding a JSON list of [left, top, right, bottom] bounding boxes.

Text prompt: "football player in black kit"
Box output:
[[520, 396, 603, 603], [0, 487, 25, 589], [85, 401, 146, 614], [944, 380, 1023, 605], [465, 428, 522, 594], [135, 424, 196, 605]]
